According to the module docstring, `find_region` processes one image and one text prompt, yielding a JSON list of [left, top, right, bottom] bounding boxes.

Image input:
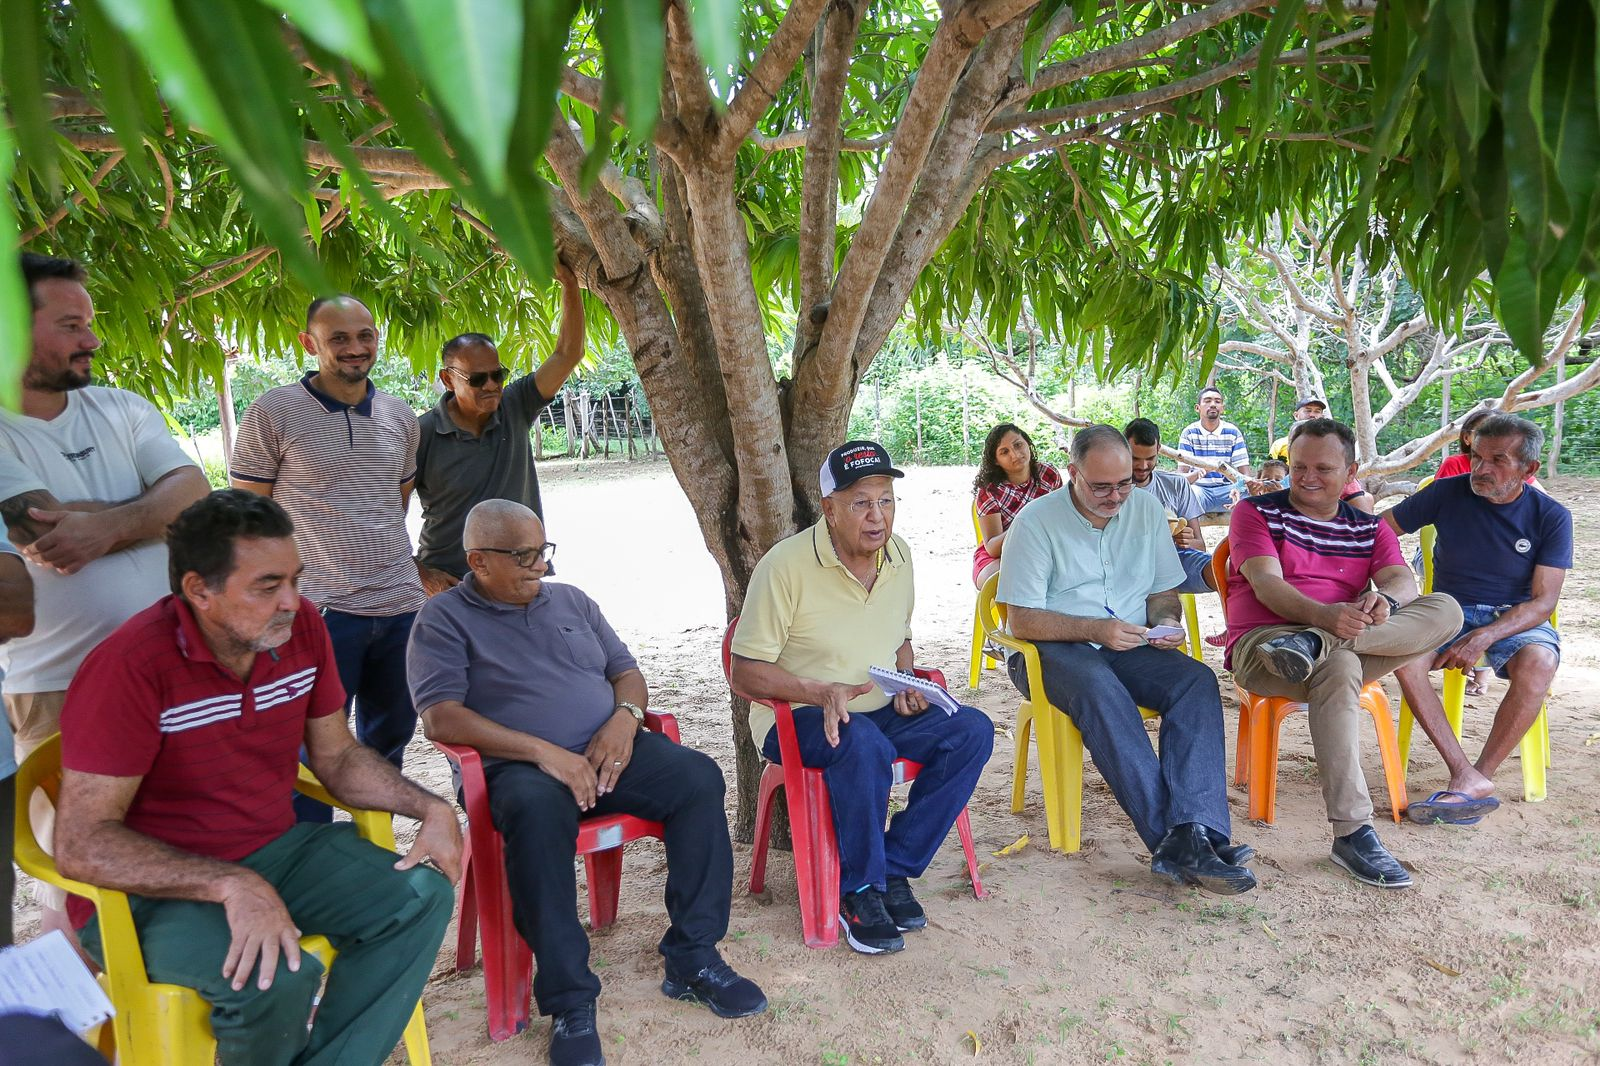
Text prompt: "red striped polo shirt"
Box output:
[[60, 595, 345, 925]]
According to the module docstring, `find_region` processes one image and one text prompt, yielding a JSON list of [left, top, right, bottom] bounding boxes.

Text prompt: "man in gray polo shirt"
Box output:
[[413, 262, 585, 594], [1125, 418, 1213, 593], [409, 500, 765, 1066]]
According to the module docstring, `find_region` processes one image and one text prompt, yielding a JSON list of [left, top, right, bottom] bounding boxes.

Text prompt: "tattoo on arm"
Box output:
[[1, 489, 63, 546]]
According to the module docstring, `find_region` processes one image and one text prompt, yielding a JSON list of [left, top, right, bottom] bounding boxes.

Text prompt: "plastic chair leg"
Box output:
[[1541, 705, 1552, 769], [1011, 704, 1033, 814], [454, 844, 479, 972], [1247, 702, 1280, 824], [1397, 697, 1415, 768], [401, 1003, 433, 1066], [1233, 700, 1251, 787], [1362, 690, 1407, 823], [1054, 712, 1085, 854], [969, 602, 986, 690], [584, 848, 623, 930], [790, 772, 841, 949], [1182, 594, 1202, 662], [953, 809, 986, 899], [1520, 704, 1549, 803], [748, 765, 782, 894], [478, 852, 533, 1042], [1442, 669, 1467, 737]]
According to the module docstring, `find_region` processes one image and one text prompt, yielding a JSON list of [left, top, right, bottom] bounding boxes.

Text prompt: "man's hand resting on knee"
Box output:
[[219, 870, 302, 992], [537, 746, 601, 812]]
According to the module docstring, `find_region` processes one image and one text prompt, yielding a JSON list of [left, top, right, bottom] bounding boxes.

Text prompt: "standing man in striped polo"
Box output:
[[230, 295, 428, 820], [1177, 385, 1253, 513]]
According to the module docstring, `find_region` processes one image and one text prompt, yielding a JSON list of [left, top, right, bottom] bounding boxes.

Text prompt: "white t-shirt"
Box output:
[[0, 387, 198, 693], [0, 539, 17, 774]]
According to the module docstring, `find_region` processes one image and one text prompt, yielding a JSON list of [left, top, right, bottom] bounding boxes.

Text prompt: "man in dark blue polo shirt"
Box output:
[[1386, 414, 1572, 821], [407, 500, 764, 1066], [413, 263, 586, 595]]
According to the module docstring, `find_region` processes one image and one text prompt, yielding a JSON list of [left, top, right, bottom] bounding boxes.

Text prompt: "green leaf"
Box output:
[[270, 0, 381, 70], [597, 0, 666, 136], [1, 0, 56, 189], [1251, 0, 1305, 138], [689, 0, 741, 90], [76, 1, 156, 183], [1501, 0, 1557, 265], [392, 0, 525, 187]]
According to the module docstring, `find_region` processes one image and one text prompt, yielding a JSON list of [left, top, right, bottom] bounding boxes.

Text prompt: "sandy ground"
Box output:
[[18, 461, 1600, 1065]]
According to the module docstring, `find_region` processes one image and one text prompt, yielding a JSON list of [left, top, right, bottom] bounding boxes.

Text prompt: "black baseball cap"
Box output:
[[1295, 395, 1326, 411], [819, 440, 905, 496]]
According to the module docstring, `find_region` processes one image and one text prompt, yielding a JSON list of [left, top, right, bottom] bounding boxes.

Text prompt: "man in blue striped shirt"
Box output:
[[1178, 386, 1253, 513]]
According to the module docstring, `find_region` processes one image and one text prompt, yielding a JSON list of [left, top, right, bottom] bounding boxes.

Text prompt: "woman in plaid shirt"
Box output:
[[972, 423, 1062, 587]]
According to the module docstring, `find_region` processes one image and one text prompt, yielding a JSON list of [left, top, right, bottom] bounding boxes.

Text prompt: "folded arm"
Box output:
[[7, 466, 210, 573]]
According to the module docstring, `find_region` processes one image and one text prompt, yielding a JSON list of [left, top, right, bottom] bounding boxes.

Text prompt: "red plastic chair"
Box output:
[[433, 710, 681, 1042], [721, 620, 985, 950]]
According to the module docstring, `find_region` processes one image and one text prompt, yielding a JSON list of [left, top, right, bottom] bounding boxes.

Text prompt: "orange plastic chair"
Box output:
[[1396, 477, 1553, 802], [432, 709, 679, 1042], [12, 734, 433, 1066], [968, 502, 1001, 688], [1211, 539, 1407, 823], [721, 620, 984, 949]]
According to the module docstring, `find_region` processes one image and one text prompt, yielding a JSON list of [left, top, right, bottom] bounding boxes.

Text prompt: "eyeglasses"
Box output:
[[846, 496, 896, 516], [1084, 478, 1135, 499], [469, 543, 557, 568], [446, 366, 510, 388]]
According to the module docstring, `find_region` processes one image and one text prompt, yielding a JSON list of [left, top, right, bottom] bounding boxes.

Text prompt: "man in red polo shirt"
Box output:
[[53, 491, 461, 1066]]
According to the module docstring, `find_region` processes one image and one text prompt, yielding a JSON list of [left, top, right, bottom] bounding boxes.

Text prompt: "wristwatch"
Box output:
[[615, 701, 645, 725], [1378, 592, 1401, 614]]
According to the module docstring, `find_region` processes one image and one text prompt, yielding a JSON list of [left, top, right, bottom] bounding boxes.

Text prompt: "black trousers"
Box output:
[[485, 732, 733, 1016], [1, 771, 13, 948]]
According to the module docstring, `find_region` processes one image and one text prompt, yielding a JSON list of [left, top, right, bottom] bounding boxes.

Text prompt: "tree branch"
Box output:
[[19, 151, 125, 243], [721, 0, 832, 150]]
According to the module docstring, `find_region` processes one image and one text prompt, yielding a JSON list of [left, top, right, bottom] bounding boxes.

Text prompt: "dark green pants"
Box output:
[[82, 823, 452, 1066]]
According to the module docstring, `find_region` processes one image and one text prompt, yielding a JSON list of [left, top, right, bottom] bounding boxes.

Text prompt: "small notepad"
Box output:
[[0, 930, 116, 1035], [868, 666, 961, 716]]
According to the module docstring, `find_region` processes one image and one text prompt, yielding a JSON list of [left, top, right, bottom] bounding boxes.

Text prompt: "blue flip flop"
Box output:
[[1404, 790, 1500, 826]]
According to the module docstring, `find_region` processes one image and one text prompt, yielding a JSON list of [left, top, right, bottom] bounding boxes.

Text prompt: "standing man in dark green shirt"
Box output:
[[414, 262, 586, 595]]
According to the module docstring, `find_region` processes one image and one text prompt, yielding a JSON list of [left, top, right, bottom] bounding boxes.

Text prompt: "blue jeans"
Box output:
[[1176, 548, 1214, 594], [1008, 642, 1230, 853], [1192, 480, 1233, 513], [762, 703, 993, 893], [294, 609, 419, 823], [1439, 604, 1562, 679]]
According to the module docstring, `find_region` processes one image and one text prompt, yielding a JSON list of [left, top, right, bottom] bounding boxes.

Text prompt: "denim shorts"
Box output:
[[1438, 603, 1560, 679]]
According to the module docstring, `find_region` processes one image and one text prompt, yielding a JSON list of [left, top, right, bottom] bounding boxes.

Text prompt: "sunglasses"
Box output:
[[446, 366, 510, 388], [468, 543, 557, 568]]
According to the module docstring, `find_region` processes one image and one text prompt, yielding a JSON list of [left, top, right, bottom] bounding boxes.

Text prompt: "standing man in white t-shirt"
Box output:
[[0, 252, 210, 936]]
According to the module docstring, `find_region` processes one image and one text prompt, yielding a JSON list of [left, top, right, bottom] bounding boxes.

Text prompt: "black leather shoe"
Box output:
[[661, 960, 768, 1018], [1151, 823, 1257, 895], [1215, 842, 1256, 867], [549, 1001, 605, 1066], [1331, 826, 1412, 889], [1257, 630, 1323, 683]]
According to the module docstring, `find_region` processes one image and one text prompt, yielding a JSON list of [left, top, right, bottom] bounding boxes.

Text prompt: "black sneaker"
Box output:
[[884, 876, 928, 931], [838, 887, 905, 954], [549, 1001, 604, 1066], [1258, 630, 1323, 683], [1331, 826, 1413, 889], [661, 960, 768, 1018]]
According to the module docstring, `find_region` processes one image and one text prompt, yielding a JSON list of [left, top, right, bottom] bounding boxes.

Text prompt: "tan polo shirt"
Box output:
[[731, 518, 915, 747]]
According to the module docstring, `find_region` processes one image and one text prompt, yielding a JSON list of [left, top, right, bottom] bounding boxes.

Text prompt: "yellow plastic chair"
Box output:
[[1397, 495, 1553, 803], [968, 501, 1001, 689], [978, 575, 1159, 852], [1180, 591, 1203, 663], [13, 734, 433, 1065]]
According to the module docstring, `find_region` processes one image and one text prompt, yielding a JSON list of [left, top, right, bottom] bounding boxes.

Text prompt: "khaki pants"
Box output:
[[1233, 594, 1463, 836], [4, 691, 67, 910]]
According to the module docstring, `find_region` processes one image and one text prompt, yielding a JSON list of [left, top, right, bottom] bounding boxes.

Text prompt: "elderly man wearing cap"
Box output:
[[730, 441, 993, 956]]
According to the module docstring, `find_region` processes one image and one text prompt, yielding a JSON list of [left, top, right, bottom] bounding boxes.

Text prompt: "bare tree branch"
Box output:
[[721, 0, 832, 150]]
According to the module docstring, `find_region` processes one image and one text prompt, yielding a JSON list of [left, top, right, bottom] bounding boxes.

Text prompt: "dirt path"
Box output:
[[23, 461, 1600, 1064]]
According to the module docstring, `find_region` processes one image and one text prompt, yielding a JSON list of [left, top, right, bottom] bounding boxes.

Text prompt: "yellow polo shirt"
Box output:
[[731, 518, 916, 747]]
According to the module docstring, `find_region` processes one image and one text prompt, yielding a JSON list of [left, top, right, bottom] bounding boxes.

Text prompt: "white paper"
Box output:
[[1144, 624, 1185, 641], [868, 666, 961, 716], [0, 930, 115, 1035]]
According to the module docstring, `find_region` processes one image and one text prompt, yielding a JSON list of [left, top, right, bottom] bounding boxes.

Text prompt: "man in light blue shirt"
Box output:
[[0, 538, 34, 945], [997, 425, 1253, 895]]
